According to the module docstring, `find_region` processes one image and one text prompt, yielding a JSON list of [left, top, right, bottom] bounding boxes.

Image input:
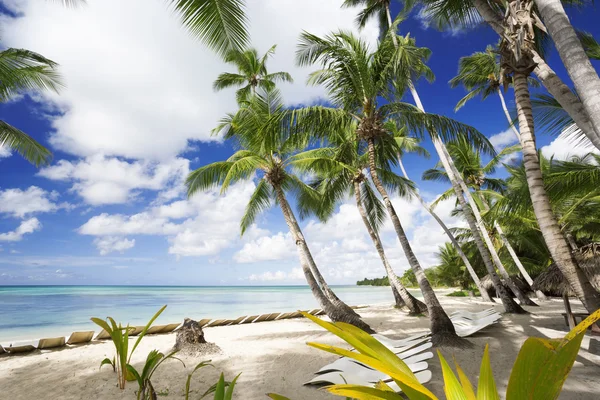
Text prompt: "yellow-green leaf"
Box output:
[[327, 384, 404, 399], [476, 344, 499, 400], [267, 394, 291, 400], [437, 350, 468, 400], [453, 356, 476, 400]]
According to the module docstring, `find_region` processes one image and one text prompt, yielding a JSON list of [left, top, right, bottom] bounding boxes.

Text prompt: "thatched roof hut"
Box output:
[[480, 274, 530, 298], [532, 263, 572, 297]]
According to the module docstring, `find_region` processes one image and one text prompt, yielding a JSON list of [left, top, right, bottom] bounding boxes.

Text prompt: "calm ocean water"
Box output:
[[0, 285, 421, 343]]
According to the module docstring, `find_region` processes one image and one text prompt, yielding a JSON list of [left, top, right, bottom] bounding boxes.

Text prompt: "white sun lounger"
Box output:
[[315, 351, 434, 377], [306, 369, 432, 391], [371, 331, 431, 348], [453, 314, 501, 337], [450, 308, 497, 319], [307, 360, 430, 386], [4, 341, 37, 354]]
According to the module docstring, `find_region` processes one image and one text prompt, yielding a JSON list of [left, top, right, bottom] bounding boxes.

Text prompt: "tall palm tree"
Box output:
[[424, 137, 544, 303], [378, 25, 525, 312], [187, 89, 373, 331], [344, 4, 496, 304], [213, 45, 293, 102], [534, 0, 600, 143], [496, 1, 600, 312], [418, 0, 600, 150], [293, 124, 427, 314], [0, 48, 59, 167], [297, 31, 493, 346]]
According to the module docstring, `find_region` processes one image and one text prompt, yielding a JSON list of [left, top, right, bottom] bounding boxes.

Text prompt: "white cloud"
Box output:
[[0, 218, 42, 241], [541, 130, 600, 161], [93, 236, 136, 255], [38, 156, 189, 205], [1, 0, 377, 161], [0, 146, 11, 158], [0, 186, 64, 218], [489, 128, 518, 150], [248, 267, 304, 282], [234, 232, 296, 263], [78, 181, 258, 256]]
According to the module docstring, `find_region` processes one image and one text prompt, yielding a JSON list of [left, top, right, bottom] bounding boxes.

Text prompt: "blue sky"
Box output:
[[0, 0, 598, 286]]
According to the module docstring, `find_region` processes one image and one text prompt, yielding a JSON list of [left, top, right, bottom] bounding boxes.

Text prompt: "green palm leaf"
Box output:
[[0, 121, 52, 167]]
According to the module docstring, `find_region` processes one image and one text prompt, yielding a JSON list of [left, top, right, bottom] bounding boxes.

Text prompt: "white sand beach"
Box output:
[[1, 297, 599, 400]]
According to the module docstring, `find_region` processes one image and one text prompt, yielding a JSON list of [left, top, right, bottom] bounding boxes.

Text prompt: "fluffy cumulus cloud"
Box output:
[[1, 0, 377, 161], [237, 194, 464, 283], [0, 218, 42, 242], [38, 156, 190, 205], [541, 130, 600, 161], [489, 128, 519, 150], [0, 186, 64, 218], [248, 268, 304, 282], [78, 181, 259, 256], [93, 236, 136, 255]]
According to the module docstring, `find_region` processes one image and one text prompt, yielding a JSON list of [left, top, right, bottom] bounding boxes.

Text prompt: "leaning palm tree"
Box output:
[[0, 48, 59, 167], [495, 2, 600, 312], [213, 45, 293, 102], [297, 31, 493, 346], [424, 137, 543, 303], [187, 89, 372, 332], [292, 125, 427, 314], [417, 0, 600, 150]]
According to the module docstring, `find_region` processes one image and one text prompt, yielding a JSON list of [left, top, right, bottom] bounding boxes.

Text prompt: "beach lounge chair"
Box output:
[[253, 313, 280, 323], [159, 323, 181, 333], [306, 369, 432, 391], [452, 314, 501, 337], [0, 344, 6, 354], [198, 318, 212, 327], [371, 331, 431, 348], [450, 309, 498, 320], [67, 331, 94, 345], [38, 337, 66, 350], [4, 341, 37, 354], [307, 360, 430, 386], [229, 316, 248, 325], [146, 325, 168, 334], [240, 315, 259, 324], [204, 319, 228, 328], [95, 329, 111, 340]]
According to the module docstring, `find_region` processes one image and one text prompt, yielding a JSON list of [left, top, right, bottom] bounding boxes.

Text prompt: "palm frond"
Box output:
[[0, 121, 52, 167], [577, 31, 600, 60], [240, 178, 272, 235], [167, 0, 249, 57], [186, 160, 234, 197], [361, 180, 387, 233]]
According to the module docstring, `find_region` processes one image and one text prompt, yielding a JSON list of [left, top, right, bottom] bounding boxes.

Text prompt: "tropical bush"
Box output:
[[91, 305, 167, 389], [268, 310, 600, 399], [127, 349, 183, 400]]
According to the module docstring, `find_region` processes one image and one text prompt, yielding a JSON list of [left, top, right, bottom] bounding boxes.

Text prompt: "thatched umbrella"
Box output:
[[480, 274, 530, 298], [531, 263, 572, 297]]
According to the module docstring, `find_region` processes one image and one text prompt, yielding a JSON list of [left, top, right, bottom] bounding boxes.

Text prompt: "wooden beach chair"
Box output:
[[197, 318, 212, 328], [240, 315, 258, 324], [0, 344, 6, 354], [204, 319, 228, 328], [159, 323, 181, 333], [4, 341, 37, 354], [38, 337, 66, 350], [146, 325, 168, 334], [229, 316, 247, 325], [67, 331, 94, 345], [263, 313, 281, 322], [95, 329, 111, 340]]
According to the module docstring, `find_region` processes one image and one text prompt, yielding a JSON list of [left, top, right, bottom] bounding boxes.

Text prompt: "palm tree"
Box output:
[[0, 48, 60, 167], [297, 31, 494, 346], [424, 137, 544, 303], [496, 2, 600, 313], [187, 89, 372, 332], [293, 124, 427, 314], [417, 0, 600, 150], [534, 0, 600, 144], [213, 45, 293, 102]]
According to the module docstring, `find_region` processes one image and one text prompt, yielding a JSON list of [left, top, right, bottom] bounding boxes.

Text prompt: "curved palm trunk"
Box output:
[[410, 87, 526, 313], [300, 240, 362, 318], [274, 185, 373, 332], [494, 221, 548, 301], [535, 0, 600, 144], [366, 139, 467, 347], [498, 88, 520, 138], [398, 158, 493, 303], [472, 0, 600, 150], [354, 180, 427, 314], [390, 283, 406, 308], [513, 72, 600, 313]]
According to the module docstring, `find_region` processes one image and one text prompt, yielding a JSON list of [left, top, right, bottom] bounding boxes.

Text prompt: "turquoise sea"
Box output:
[[0, 285, 421, 343]]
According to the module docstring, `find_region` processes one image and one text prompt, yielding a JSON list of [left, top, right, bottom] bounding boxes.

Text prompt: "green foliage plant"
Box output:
[[91, 305, 167, 389], [268, 309, 600, 399], [127, 349, 184, 400]]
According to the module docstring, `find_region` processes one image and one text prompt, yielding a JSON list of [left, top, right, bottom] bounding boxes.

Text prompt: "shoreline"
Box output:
[[1, 296, 599, 399]]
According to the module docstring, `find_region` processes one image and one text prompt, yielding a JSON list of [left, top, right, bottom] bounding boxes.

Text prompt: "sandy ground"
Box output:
[[1, 296, 599, 400]]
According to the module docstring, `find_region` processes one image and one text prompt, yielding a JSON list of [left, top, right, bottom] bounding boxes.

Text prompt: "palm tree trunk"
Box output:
[[385, 6, 399, 47], [409, 86, 526, 313], [366, 138, 467, 347], [512, 72, 600, 313], [397, 157, 493, 303], [535, 0, 600, 144], [274, 185, 373, 332], [472, 0, 600, 150], [498, 88, 520, 138], [494, 221, 548, 301], [354, 180, 427, 314]]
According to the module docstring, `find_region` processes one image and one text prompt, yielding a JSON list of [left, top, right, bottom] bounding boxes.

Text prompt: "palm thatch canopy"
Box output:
[[532, 243, 600, 297], [480, 274, 530, 297]]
